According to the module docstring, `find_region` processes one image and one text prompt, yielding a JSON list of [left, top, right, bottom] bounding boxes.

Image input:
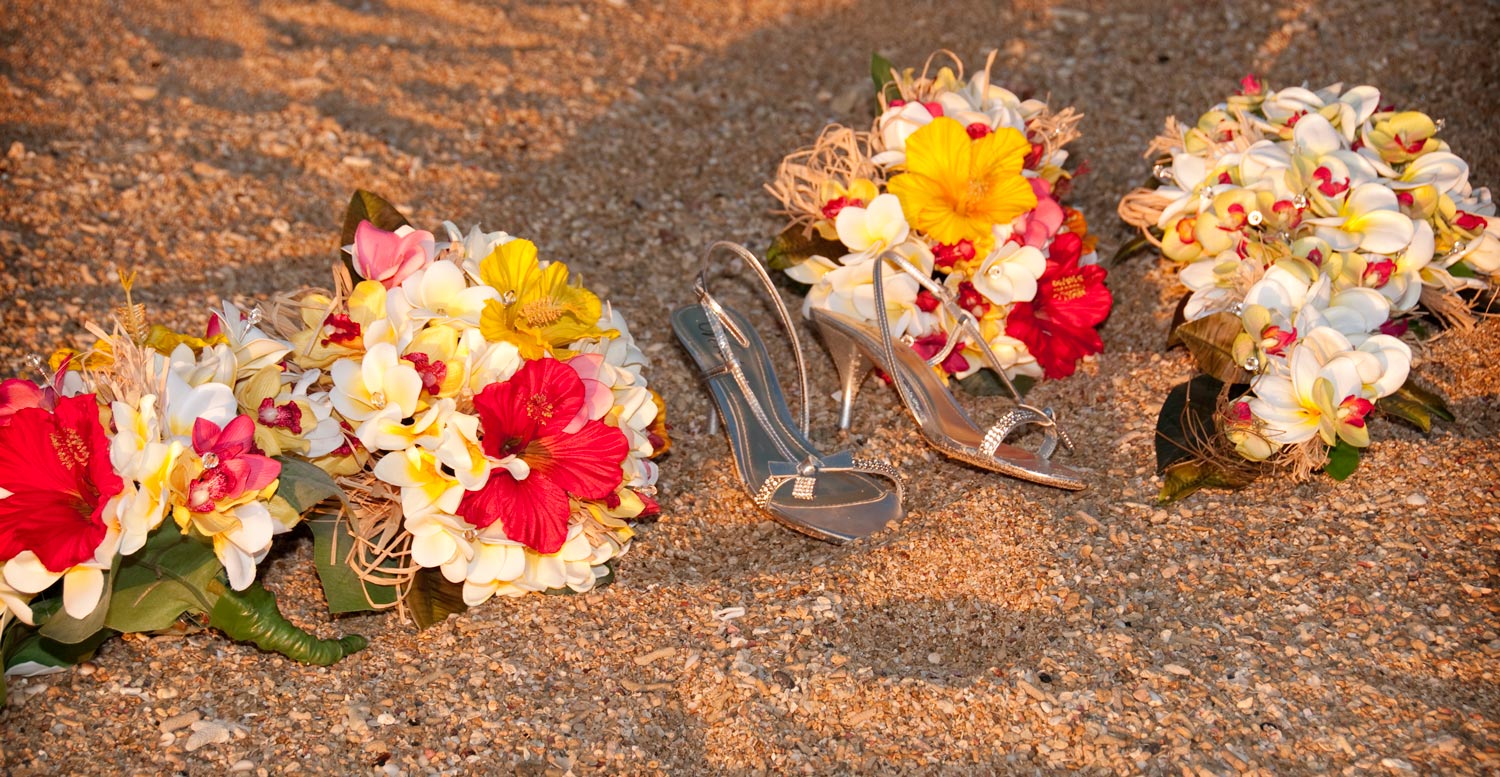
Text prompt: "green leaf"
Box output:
[[543, 559, 618, 596], [339, 190, 410, 276], [956, 369, 1034, 398], [306, 508, 401, 614], [765, 224, 845, 272], [1154, 374, 1249, 474], [105, 522, 223, 633], [1376, 377, 1456, 433], [209, 581, 367, 666], [1324, 440, 1361, 481], [38, 556, 118, 645], [1448, 261, 1476, 279], [1108, 233, 1158, 267], [1157, 458, 1255, 502], [870, 52, 899, 101], [274, 456, 346, 514], [5, 627, 112, 673], [1174, 312, 1253, 384], [406, 567, 468, 630]]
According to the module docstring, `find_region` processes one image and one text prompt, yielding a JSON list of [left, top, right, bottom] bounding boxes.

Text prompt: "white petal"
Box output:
[[61, 567, 106, 619]]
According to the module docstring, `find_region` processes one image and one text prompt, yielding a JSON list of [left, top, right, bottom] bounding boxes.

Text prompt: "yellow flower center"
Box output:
[[525, 393, 555, 421], [1050, 274, 1087, 302], [519, 298, 563, 327]]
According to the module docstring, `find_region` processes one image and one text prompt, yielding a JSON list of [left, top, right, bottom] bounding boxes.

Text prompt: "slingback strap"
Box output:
[[753, 451, 905, 506], [694, 241, 812, 437], [869, 244, 1073, 460]]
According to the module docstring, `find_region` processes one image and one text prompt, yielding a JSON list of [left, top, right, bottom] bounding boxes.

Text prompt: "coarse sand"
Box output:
[[1, 0, 1497, 773]]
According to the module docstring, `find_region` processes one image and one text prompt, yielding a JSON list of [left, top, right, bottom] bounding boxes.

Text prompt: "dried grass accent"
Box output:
[[764, 124, 883, 235]]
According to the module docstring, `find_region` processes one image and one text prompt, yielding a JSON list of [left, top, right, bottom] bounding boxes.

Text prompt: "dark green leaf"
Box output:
[[956, 369, 1034, 398], [5, 627, 112, 673], [306, 508, 401, 614], [209, 581, 367, 666], [406, 568, 468, 630], [106, 522, 222, 633], [1157, 459, 1255, 502], [765, 224, 845, 272], [1108, 233, 1157, 267], [273, 456, 346, 514], [870, 52, 899, 101], [1154, 374, 1249, 474], [1377, 377, 1455, 433], [1324, 440, 1361, 481], [339, 190, 410, 276], [38, 557, 117, 645], [543, 559, 617, 596], [1448, 261, 1476, 279], [1175, 312, 1252, 383]]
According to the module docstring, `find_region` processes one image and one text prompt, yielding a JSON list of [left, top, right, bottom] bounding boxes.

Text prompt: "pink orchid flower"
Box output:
[[352, 220, 435, 289], [1014, 178, 1065, 248], [564, 353, 618, 434], [0, 379, 48, 427], [186, 415, 281, 513]]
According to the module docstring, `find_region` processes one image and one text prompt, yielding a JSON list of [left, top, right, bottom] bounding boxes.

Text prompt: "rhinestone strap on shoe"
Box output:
[[753, 452, 905, 507]]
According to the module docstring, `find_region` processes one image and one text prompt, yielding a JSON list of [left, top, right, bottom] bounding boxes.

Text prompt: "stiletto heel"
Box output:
[[814, 320, 873, 432], [672, 242, 905, 542], [806, 247, 1087, 491]]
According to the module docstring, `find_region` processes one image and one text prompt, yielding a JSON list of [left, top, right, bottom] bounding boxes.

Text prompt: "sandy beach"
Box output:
[[1, 0, 1497, 773]]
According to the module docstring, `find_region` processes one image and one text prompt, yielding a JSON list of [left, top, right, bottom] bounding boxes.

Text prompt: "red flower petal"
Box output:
[[0, 395, 120, 571], [527, 419, 628, 501], [457, 470, 571, 555], [473, 359, 585, 458]]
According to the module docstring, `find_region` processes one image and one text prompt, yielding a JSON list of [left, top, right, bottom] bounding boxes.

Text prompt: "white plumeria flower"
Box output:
[[464, 525, 601, 605], [166, 342, 237, 388], [784, 255, 839, 286], [834, 193, 910, 259], [109, 396, 182, 554], [466, 336, 522, 394], [805, 252, 934, 340], [1392, 152, 1469, 195], [373, 447, 466, 518], [1241, 264, 1389, 343], [568, 303, 651, 383], [0, 568, 34, 627], [1370, 220, 1434, 312], [217, 501, 277, 591], [935, 72, 1027, 132], [441, 221, 514, 282], [1304, 182, 1415, 254], [1247, 326, 1398, 448], [329, 342, 423, 423], [971, 241, 1045, 306], [162, 370, 238, 442], [1178, 250, 1259, 321], [871, 101, 939, 167], [356, 395, 450, 452], [430, 412, 495, 492], [958, 332, 1042, 381], [387, 259, 499, 330], [404, 511, 475, 581], [3, 525, 120, 619]]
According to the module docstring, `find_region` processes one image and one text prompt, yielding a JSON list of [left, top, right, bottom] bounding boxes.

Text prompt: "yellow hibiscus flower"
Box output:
[[887, 116, 1037, 246], [478, 239, 615, 359]]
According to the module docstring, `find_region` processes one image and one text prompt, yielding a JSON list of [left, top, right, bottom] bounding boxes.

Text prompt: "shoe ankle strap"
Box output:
[[693, 241, 812, 437]]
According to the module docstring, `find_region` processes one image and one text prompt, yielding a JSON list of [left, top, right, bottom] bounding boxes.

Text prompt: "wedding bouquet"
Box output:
[[1118, 76, 1497, 499], [268, 192, 667, 627], [0, 278, 366, 700], [767, 50, 1111, 388]]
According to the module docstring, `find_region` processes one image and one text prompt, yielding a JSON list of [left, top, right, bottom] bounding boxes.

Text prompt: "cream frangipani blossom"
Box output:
[[329, 342, 423, 424], [971, 241, 1045, 306], [387, 259, 499, 330], [834, 193, 910, 258]]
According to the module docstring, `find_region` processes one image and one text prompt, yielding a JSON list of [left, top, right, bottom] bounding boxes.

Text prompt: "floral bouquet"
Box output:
[[266, 192, 667, 627], [1117, 76, 1497, 499], [766, 50, 1112, 388], [0, 278, 366, 701]]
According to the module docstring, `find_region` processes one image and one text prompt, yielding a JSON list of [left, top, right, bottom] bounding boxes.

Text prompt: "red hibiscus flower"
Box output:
[[457, 358, 628, 555], [1004, 232, 1112, 380], [0, 394, 123, 571]]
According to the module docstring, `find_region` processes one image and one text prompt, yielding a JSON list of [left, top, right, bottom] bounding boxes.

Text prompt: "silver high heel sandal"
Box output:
[[806, 246, 1086, 491], [671, 241, 905, 543]]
